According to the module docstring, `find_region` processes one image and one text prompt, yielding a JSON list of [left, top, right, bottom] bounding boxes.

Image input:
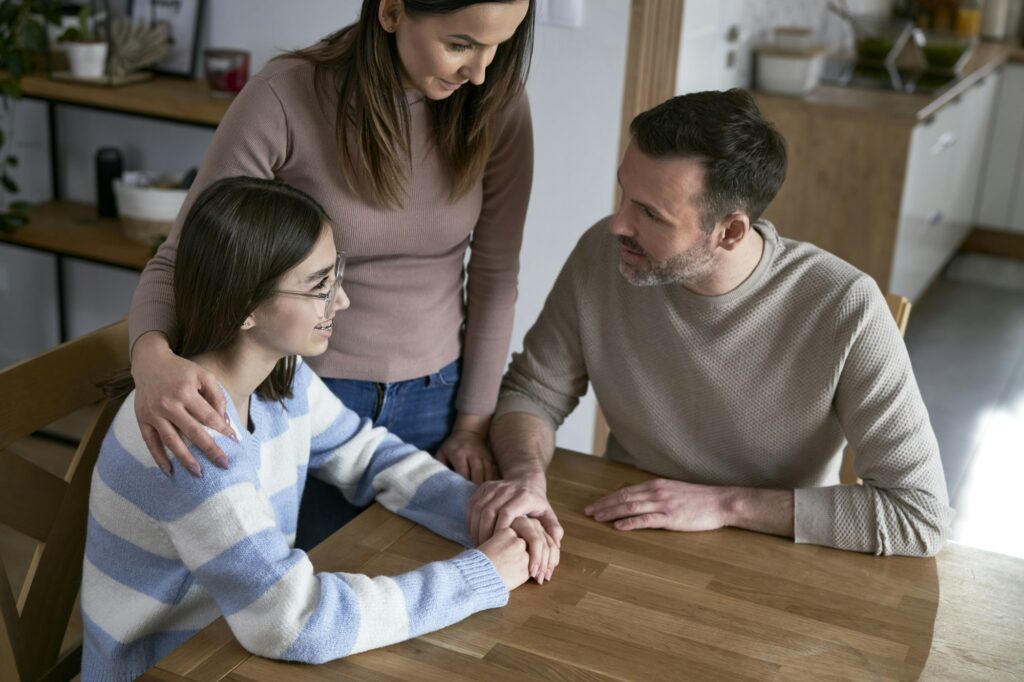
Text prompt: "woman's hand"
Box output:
[[436, 414, 498, 484], [477, 527, 530, 592], [131, 331, 235, 477], [510, 516, 560, 585]]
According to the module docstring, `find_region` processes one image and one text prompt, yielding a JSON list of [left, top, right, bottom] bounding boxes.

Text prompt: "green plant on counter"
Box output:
[[857, 36, 894, 62], [0, 0, 60, 235], [57, 4, 98, 43], [922, 42, 968, 70]]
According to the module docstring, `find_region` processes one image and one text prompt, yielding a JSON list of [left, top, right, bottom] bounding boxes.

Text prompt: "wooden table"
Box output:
[[142, 450, 1024, 681]]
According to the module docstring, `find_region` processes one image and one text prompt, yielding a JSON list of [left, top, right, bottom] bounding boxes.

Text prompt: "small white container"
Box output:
[[773, 27, 815, 52], [65, 41, 108, 79], [755, 46, 827, 96], [113, 171, 189, 243]]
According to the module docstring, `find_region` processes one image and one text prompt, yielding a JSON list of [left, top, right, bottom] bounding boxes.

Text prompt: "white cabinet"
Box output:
[[891, 69, 1002, 302], [976, 63, 1024, 232]]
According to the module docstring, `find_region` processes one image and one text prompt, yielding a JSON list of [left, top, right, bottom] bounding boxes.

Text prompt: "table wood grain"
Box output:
[[141, 450, 1024, 681]]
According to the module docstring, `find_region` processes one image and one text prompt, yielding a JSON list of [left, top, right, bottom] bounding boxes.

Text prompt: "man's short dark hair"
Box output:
[[630, 89, 787, 231]]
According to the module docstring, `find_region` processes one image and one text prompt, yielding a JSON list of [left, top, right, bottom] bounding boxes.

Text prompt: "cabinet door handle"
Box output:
[[931, 132, 956, 155], [928, 209, 944, 227]]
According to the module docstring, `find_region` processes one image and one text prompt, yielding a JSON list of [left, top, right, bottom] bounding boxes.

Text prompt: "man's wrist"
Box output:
[[719, 486, 795, 537], [505, 468, 547, 492]]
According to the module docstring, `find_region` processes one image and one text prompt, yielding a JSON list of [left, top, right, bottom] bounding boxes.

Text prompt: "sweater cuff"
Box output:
[[452, 549, 509, 610], [494, 391, 561, 430], [793, 486, 836, 547]]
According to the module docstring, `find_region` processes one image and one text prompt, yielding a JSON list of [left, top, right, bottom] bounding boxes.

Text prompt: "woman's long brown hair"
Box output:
[[286, 0, 534, 208]]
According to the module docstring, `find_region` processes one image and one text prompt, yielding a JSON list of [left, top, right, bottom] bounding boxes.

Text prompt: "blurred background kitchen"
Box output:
[[1, 0, 1022, 558]]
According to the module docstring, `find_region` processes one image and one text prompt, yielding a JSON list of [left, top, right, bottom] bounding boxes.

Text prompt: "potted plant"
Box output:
[[0, 0, 60, 235], [58, 4, 106, 78]]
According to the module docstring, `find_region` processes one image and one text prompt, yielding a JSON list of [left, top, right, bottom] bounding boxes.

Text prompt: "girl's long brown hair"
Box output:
[[286, 0, 534, 208], [106, 178, 329, 402]]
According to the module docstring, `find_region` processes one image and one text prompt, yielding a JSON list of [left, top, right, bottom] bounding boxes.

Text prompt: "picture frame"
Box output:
[[129, 0, 204, 77]]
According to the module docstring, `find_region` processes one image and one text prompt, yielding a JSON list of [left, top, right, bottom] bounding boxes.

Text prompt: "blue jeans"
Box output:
[[294, 358, 461, 550]]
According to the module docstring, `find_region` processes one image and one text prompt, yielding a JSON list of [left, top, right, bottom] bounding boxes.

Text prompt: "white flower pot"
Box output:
[[65, 41, 108, 79]]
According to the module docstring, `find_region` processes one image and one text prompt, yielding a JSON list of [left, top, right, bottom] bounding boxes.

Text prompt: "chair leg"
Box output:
[[41, 642, 82, 682]]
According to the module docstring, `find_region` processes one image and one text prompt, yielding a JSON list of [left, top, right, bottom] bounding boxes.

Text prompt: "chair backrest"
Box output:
[[0, 320, 128, 682], [839, 293, 912, 485]]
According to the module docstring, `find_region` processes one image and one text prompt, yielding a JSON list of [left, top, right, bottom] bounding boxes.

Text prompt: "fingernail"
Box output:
[[188, 463, 203, 478], [215, 457, 230, 469], [225, 414, 239, 441], [584, 506, 592, 515], [160, 464, 172, 478]]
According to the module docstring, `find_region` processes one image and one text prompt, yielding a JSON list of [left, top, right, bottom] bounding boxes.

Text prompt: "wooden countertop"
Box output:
[[141, 449, 1024, 681], [755, 41, 1019, 123]]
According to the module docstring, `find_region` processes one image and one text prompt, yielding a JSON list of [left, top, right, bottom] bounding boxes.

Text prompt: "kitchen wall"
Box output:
[[0, 0, 629, 454]]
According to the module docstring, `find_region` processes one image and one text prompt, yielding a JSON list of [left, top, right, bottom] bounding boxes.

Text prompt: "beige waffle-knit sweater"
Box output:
[[129, 56, 533, 415], [496, 218, 953, 556]]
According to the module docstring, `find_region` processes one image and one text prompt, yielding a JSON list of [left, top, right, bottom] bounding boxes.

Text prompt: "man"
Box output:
[[469, 89, 952, 560]]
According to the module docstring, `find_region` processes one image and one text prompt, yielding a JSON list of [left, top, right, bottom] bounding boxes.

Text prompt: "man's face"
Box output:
[[610, 141, 718, 288]]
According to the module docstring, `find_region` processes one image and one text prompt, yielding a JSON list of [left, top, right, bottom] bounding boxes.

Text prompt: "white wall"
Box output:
[[519, 1, 629, 452], [1, 0, 629, 454]]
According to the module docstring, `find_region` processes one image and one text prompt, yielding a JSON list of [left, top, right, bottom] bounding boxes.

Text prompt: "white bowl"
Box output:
[[755, 46, 826, 96], [774, 27, 815, 52], [113, 171, 188, 243]]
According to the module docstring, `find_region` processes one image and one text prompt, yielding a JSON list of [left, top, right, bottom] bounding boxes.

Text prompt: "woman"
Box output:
[[128, 0, 535, 548], [82, 177, 556, 682]]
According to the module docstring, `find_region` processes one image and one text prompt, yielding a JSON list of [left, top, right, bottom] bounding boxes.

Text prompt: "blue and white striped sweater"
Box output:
[[82, 360, 507, 682]]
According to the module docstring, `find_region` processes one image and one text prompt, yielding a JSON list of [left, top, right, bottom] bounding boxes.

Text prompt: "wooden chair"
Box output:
[[839, 293, 911, 484], [0, 320, 128, 682]]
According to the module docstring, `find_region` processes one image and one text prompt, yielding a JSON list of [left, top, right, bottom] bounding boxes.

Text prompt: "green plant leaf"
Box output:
[[10, 200, 29, 212], [0, 4, 18, 27], [24, 18, 46, 52], [5, 155, 17, 167], [2, 173, 18, 193]]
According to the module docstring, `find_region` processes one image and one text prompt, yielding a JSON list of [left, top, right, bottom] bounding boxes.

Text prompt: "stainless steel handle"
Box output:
[[931, 132, 956, 155]]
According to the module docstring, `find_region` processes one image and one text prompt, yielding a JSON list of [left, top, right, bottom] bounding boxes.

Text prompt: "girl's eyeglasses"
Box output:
[[275, 252, 346, 319]]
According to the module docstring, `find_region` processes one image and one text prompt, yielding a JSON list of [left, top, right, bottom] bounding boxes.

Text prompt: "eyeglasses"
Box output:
[[275, 252, 346, 319]]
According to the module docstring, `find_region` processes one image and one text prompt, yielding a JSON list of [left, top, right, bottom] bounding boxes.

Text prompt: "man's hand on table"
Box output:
[[469, 476, 564, 546], [471, 479, 563, 584], [584, 479, 731, 531], [584, 479, 795, 537]]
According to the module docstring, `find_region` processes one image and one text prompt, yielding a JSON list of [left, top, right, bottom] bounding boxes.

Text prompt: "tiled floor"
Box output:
[[905, 253, 1024, 559]]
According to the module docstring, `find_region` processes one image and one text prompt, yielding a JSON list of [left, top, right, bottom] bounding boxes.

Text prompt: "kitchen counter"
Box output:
[[755, 42, 1017, 122], [752, 41, 1009, 298]]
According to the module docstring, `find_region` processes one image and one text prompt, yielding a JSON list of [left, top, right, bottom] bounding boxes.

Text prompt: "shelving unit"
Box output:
[[0, 73, 231, 340]]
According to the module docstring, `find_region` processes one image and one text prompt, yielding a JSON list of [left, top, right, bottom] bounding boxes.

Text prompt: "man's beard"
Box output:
[[617, 235, 716, 287]]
